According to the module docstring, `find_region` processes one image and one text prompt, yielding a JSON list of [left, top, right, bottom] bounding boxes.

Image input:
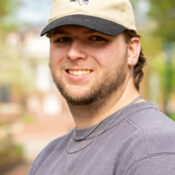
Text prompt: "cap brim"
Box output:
[[40, 14, 126, 36]]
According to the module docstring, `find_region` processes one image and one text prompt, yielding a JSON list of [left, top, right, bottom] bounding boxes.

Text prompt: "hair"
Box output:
[[123, 30, 147, 91]]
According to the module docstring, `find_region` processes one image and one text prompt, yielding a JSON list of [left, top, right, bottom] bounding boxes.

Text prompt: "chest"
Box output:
[[36, 138, 123, 175], [35, 123, 142, 175]]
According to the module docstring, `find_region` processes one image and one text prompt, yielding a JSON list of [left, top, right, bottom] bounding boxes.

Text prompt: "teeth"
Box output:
[[68, 70, 92, 75]]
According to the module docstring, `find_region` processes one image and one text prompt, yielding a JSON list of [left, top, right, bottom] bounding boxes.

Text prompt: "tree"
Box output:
[[0, 0, 34, 95], [148, 0, 175, 114], [148, 0, 175, 43], [0, 0, 20, 19], [0, 0, 20, 37]]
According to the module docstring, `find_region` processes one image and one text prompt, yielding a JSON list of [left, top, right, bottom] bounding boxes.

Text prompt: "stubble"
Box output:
[[50, 51, 128, 106]]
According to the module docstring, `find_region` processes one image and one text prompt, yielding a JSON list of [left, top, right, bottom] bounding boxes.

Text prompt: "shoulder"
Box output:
[[28, 130, 73, 175], [126, 102, 175, 154], [120, 102, 175, 174], [125, 153, 175, 175]]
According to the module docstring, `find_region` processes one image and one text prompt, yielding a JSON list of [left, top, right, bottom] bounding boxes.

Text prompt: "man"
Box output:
[[29, 0, 175, 174]]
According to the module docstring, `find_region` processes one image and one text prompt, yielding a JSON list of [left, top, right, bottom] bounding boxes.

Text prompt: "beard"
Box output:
[[51, 54, 128, 106]]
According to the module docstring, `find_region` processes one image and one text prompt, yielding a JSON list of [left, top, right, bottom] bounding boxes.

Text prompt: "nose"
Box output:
[[67, 39, 88, 61]]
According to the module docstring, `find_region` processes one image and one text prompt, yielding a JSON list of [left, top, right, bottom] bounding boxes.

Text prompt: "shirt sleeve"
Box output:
[[126, 154, 175, 175], [28, 137, 61, 175]]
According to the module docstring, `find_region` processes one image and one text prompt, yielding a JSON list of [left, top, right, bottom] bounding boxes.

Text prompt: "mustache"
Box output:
[[48, 62, 94, 70]]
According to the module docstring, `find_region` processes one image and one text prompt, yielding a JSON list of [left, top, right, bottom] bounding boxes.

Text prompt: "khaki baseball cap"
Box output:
[[41, 0, 136, 36]]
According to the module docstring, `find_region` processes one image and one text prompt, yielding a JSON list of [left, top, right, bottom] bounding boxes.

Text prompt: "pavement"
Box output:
[[3, 162, 31, 175], [3, 110, 74, 174]]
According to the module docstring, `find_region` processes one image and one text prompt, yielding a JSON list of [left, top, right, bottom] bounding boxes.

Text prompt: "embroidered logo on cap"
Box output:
[[69, 0, 89, 5]]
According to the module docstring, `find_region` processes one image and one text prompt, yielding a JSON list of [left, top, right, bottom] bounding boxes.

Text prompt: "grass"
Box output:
[[168, 113, 175, 122]]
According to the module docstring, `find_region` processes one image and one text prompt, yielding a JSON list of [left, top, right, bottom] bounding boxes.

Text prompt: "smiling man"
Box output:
[[29, 0, 175, 175]]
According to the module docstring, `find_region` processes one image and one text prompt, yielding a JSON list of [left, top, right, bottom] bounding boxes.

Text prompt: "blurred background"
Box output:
[[0, 0, 175, 174]]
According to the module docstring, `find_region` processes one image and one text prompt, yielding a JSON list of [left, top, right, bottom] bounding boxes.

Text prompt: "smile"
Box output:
[[66, 69, 93, 76]]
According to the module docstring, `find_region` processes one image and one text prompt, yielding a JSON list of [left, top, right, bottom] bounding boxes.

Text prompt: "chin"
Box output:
[[62, 92, 95, 105]]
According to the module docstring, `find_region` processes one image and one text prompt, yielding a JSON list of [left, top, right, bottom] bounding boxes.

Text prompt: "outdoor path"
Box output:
[[3, 112, 74, 175], [4, 162, 31, 175], [14, 112, 74, 160]]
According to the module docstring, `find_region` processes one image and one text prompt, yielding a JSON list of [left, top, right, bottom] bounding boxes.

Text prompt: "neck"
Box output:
[[68, 76, 140, 129]]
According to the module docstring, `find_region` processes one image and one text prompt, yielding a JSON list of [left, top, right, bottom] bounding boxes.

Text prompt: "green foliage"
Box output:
[[141, 32, 163, 57], [0, 0, 21, 36], [169, 113, 175, 122], [130, 0, 139, 9], [0, 0, 20, 18], [172, 56, 175, 84], [20, 113, 34, 124], [148, 0, 175, 42], [0, 137, 23, 170], [140, 30, 167, 88], [0, 42, 35, 95]]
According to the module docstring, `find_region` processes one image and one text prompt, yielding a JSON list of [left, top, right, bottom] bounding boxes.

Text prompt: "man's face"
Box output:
[[49, 26, 129, 105]]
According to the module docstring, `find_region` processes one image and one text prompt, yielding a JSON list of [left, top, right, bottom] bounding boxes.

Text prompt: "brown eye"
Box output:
[[89, 36, 107, 41], [54, 37, 71, 43]]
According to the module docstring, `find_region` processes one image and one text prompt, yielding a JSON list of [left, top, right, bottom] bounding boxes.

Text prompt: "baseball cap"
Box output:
[[41, 0, 137, 36]]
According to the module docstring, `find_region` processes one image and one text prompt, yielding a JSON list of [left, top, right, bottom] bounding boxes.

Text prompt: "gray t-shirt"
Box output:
[[29, 102, 175, 175]]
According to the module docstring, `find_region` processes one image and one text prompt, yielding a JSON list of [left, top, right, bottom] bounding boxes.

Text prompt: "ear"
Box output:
[[127, 37, 141, 67]]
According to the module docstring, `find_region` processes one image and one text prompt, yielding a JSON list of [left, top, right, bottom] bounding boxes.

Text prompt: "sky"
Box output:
[[15, 0, 52, 25]]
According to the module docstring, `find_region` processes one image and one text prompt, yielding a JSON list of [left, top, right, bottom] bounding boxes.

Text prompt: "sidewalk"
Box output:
[[3, 112, 74, 174], [4, 162, 31, 175], [13, 112, 74, 160]]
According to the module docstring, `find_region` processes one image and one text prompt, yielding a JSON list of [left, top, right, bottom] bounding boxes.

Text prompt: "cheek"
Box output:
[[89, 41, 126, 67], [95, 47, 128, 74], [95, 51, 119, 68], [89, 47, 113, 66], [50, 46, 66, 65]]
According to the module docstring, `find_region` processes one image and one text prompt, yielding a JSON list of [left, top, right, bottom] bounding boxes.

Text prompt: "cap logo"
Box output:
[[69, 0, 89, 5]]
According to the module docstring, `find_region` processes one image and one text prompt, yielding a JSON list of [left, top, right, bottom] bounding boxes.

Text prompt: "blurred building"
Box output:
[[0, 29, 74, 162]]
